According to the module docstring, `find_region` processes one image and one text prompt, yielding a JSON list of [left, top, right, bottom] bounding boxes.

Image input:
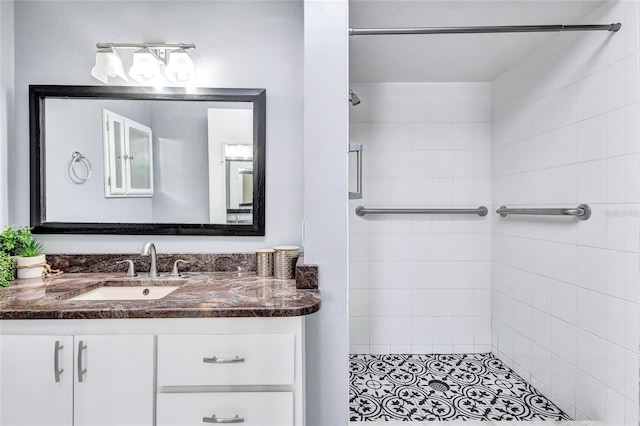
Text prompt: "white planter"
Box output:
[[16, 255, 46, 280]]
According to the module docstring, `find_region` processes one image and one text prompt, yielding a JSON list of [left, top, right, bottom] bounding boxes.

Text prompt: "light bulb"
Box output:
[[91, 48, 129, 84], [164, 48, 195, 85], [128, 47, 161, 85]]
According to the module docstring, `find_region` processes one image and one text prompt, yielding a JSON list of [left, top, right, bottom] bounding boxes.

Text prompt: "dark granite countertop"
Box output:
[[0, 272, 321, 320]]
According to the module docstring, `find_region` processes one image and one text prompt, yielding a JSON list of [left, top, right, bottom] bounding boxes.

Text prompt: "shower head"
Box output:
[[349, 89, 361, 106]]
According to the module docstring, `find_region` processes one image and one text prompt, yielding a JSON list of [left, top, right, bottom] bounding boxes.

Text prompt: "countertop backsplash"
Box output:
[[46, 253, 257, 274]]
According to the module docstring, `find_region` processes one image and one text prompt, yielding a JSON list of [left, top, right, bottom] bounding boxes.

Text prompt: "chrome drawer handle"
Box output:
[[54, 340, 64, 383], [203, 414, 244, 424], [77, 341, 87, 382], [203, 356, 245, 364]]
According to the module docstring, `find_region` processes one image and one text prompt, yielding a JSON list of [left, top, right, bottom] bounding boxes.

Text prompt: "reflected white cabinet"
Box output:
[[0, 334, 154, 426], [102, 109, 154, 198]]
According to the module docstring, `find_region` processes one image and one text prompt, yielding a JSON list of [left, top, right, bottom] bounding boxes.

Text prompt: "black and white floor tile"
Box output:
[[349, 353, 571, 422]]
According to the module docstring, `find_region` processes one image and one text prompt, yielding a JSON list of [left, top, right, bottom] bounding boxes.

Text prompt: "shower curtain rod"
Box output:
[[349, 23, 621, 36]]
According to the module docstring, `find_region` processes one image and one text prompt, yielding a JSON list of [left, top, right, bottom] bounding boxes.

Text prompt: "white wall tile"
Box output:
[[607, 59, 627, 112], [606, 342, 627, 395], [576, 288, 607, 338], [491, 2, 640, 418], [389, 317, 412, 345], [576, 370, 606, 420], [531, 342, 552, 388], [452, 289, 474, 316], [388, 289, 412, 317], [552, 355, 576, 406], [625, 348, 640, 402], [551, 318, 576, 364], [531, 309, 552, 348], [349, 289, 370, 317], [605, 388, 626, 426], [410, 317, 433, 345], [576, 329, 607, 383], [607, 108, 626, 158], [370, 345, 391, 354], [606, 296, 626, 347], [349, 317, 370, 346], [576, 114, 607, 162], [575, 70, 607, 121], [432, 318, 454, 345], [410, 289, 432, 316], [552, 281, 577, 325], [453, 317, 475, 344], [431, 289, 454, 316], [576, 246, 607, 292], [370, 317, 391, 345]]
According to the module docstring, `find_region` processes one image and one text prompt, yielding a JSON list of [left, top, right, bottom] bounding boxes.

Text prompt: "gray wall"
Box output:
[[148, 101, 209, 224], [13, 0, 303, 253], [303, 1, 349, 425], [45, 99, 153, 223], [0, 0, 13, 227]]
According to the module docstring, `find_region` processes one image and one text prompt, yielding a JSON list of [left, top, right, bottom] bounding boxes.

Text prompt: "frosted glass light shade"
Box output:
[[164, 48, 195, 85], [128, 47, 161, 84], [91, 48, 129, 84]]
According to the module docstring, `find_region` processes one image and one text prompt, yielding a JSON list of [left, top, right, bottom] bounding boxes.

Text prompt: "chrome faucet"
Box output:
[[141, 242, 160, 278]]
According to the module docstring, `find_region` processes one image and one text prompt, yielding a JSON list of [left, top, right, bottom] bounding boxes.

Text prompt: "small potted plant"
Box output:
[[0, 251, 13, 287], [16, 236, 46, 279]]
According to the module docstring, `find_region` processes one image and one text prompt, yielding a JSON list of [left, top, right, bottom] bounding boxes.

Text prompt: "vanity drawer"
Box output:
[[157, 334, 294, 386], [157, 392, 293, 426]]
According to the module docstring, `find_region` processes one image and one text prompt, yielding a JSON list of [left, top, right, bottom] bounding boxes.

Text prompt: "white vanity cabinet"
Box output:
[[0, 317, 305, 426], [0, 335, 73, 426], [0, 334, 154, 426]]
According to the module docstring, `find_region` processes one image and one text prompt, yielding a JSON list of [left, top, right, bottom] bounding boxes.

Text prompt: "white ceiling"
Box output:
[[350, 0, 608, 82]]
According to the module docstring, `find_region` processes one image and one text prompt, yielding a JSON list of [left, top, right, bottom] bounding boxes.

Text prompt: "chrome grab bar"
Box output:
[[355, 206, 488, 217], [349, 144, 363, 200], [496, 204, 591, 220]]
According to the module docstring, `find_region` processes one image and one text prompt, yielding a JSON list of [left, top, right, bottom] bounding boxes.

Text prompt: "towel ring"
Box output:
[[68, 151, 92, 184]]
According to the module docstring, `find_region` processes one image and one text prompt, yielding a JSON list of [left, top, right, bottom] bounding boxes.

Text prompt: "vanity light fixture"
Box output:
[[92, 42, 196, 86], [91, 47, 129, 84]]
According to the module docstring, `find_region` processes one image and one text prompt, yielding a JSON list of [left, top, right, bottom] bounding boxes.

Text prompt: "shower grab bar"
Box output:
[[355, 206, 488, 217], [349, 144, 363, 200], [349, 23, 621, 36], [496, 204, 591, 220]]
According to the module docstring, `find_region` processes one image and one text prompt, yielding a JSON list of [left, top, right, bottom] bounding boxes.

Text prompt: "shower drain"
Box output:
[[427, 379, 450, 392]]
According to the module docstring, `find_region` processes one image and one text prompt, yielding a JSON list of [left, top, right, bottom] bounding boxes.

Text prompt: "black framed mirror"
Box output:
[[30, 85, 266, 235]]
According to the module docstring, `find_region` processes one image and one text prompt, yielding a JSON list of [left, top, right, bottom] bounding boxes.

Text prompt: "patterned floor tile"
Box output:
[[349, 353, 571, 422]]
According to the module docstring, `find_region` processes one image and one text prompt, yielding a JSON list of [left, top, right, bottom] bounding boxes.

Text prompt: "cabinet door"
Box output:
[[125, 120, 153, 196], [103, 110, 127, 196], [73, 335, 153, 426], [0, 335, 73, 426]]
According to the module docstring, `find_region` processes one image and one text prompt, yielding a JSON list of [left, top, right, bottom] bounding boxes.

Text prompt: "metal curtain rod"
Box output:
[[355, 206, 488, 217], [96, 42, 196, 50], [496, 204, 591, 220], [349, 23, 621, 36]]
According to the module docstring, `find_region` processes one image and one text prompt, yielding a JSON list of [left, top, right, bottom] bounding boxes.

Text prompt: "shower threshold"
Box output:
[[349, 353, 571, 422]]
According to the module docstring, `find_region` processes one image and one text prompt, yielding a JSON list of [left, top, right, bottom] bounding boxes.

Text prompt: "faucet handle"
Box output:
[[171, 259, 191, 277], [116, 260, 137, 278]]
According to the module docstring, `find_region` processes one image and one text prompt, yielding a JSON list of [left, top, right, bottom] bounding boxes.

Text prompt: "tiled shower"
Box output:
[[348, 0, 640, 423]]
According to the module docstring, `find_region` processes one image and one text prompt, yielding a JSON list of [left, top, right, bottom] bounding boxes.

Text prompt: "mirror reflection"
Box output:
[[44, 98, 254, 225]]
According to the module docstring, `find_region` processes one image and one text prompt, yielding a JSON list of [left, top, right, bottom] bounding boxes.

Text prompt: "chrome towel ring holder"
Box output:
[[68, 151, 92, 184]]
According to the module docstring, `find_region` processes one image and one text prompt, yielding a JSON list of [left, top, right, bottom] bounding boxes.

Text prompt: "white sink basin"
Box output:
[[69, 286, 180, 301]]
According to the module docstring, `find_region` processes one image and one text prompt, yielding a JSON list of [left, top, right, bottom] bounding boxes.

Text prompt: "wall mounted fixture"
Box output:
[[91, 42, 196, 86]]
